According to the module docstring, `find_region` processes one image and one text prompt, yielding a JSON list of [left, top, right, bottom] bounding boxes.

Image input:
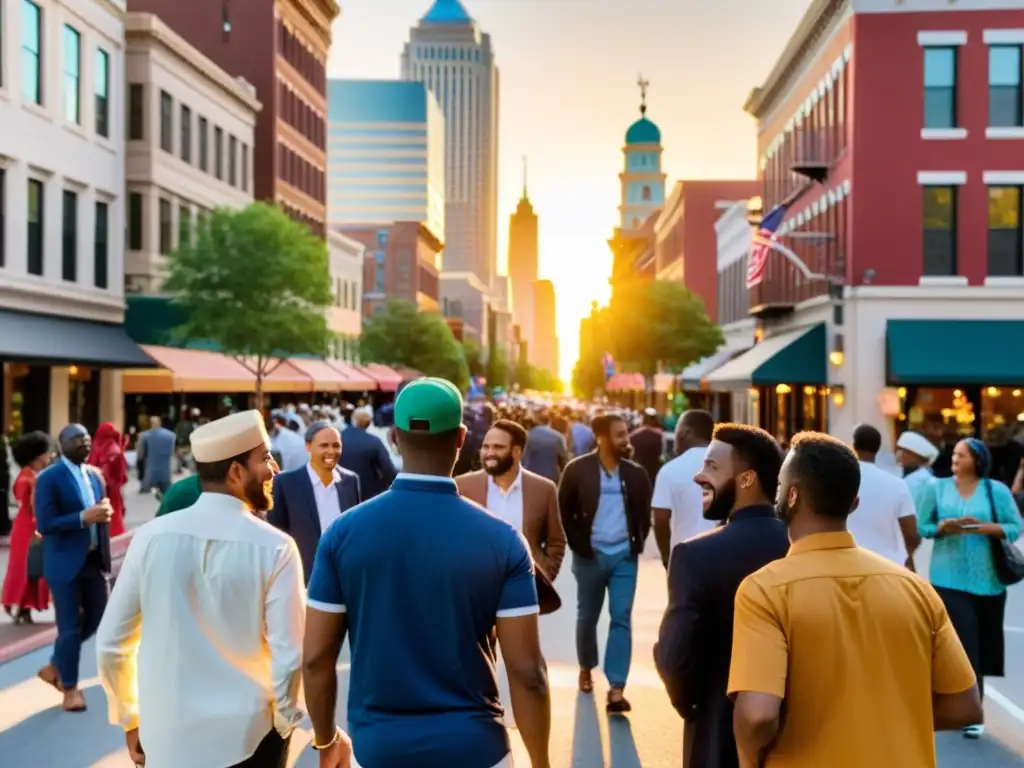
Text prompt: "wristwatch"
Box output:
[[312, 727, 342, 751]]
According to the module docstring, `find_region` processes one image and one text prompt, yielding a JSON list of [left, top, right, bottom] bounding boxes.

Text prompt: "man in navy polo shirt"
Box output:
[[303, 377, 552, 768]]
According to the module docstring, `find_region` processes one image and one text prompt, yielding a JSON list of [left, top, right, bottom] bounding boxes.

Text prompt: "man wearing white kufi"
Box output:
[[96, 411, 352, 768], [895, 430, 940, 511]]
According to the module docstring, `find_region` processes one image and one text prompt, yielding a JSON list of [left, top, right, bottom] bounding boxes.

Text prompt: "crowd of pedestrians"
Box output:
[[1, 379, 1022, 767]]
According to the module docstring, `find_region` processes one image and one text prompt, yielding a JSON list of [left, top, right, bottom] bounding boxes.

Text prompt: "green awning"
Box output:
[[704, 324, 826, 388], [887, 319, 1024, 385]]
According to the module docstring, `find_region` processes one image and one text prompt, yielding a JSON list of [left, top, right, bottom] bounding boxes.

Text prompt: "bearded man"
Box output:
[[654, 423, 789, 768]]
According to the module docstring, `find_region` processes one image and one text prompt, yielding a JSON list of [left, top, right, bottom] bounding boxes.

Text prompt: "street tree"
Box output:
[[462, 339, 485, 379], [164, 202, 334, 409], [608, 281, 723, 375], [360, 300, 469, 391]]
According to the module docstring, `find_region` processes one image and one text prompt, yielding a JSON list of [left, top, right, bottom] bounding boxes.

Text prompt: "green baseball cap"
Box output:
[[394, 377, 464, 434]]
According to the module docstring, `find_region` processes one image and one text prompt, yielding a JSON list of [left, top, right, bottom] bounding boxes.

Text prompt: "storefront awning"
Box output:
[[606, 372, 646, 392], [705, 324, 826, 388], [393, 365, 424, 381], [680, 347, 747, 390], [259, 360, 314, 394], [887, 319, 1024, 385], [0, 309, 155, 368], [360, 363, 403, 392], [327, 361, 375, 391], [287, 358, 356, 392], [127, 347, 256, 393]]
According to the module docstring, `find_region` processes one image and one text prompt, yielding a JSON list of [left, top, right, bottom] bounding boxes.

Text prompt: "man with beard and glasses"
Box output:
[[559, 412, 651, 713], [729, 432, 981, 768], [654, 424, 789, 768], [456, 418, 566, 728], [96, 411, 335, 768]]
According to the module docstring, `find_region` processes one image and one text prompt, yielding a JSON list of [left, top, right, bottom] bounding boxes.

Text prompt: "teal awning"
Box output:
[[680, 347, 747, 390], [887, 319, 1024, 385], [704, 324, 826, 388]]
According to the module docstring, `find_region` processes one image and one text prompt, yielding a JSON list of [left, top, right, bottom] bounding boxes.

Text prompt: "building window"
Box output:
[[229, 135, 237, 186], [62, 190, 78, 281], [989, 45, 1023, 128], [198, 117, 208, 171], [241, 143, 249, 190], [641, 185, 651, 201], [179, 203, 192, 247], [375, 250, 385, 292], [0, 170, 5, 268], [988, 186, 1023, 276], [27, 179, 44, 276], [128, 84, 145, 139], [128, 192, 144, 250], [922, 186, 957, 276], [95, 49, 110, 137], [159, 198, 172, 254], [923, 47, 957, 129], [160, 91, 173, 152], [180, 105, 192, 163], [94, 201, 109, 288], [21, 1, 42, 106], [214, 127, 224, 180], [62, 26, 81, 124]]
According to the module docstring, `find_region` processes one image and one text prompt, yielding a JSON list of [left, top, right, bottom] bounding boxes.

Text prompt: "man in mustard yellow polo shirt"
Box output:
[[728, 432, 982, 768]]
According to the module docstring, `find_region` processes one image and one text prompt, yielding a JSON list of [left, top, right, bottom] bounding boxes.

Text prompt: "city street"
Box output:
[[1, 516, 1023, 765]]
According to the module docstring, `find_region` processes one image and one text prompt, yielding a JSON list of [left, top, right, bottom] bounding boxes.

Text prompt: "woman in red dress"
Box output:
[[88, 422, 128, 537], [1, 431, 54, 624]]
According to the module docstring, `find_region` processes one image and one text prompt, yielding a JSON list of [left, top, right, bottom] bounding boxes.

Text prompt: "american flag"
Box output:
[[746, 204, 788, 288]]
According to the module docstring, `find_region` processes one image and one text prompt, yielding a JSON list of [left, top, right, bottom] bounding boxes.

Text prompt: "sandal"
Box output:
[[578, 669, 593, 694]]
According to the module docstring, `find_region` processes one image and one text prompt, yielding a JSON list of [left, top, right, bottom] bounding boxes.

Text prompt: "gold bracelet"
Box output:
[[312, 727, 341, 751]]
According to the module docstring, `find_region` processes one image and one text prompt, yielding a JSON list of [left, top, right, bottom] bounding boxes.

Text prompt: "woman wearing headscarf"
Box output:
[[1, 431, 53, 623], [917, 437, 1023, 739], [88, 422, 128, 537]]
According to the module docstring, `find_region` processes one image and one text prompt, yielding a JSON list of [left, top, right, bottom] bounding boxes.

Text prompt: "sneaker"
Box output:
[[962, 724, 984, 739]]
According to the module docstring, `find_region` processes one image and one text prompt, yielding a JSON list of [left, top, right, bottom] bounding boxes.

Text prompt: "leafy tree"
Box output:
[[462, 339, 485, 378], [485, 346, 510, 391], [608, 281, 723, 375], [360, 300, 469, 391], [164, 202, 334, 410]]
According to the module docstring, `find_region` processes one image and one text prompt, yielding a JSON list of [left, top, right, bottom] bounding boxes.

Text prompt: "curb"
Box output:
[[0, 529, 136, 666]]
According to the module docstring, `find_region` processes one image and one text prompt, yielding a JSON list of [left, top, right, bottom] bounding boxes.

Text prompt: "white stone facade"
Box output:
[[327, 229, 364, 362]]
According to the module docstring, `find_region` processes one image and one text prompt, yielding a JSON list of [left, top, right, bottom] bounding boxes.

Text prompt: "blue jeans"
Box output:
[[572, 548, 639, 689]]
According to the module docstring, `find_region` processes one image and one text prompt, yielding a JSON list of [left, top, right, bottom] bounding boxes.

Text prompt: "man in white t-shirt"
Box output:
[[849, 424, 922, 568], [652, 410, 716, 568]]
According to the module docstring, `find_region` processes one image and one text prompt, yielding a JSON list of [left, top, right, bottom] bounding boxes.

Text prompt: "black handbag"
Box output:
[[27, 537, 44, 581], [984, 479, 1024, 586]]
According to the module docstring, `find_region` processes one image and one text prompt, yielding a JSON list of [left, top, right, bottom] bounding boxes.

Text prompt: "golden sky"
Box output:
[[329, 0, 811, 381]]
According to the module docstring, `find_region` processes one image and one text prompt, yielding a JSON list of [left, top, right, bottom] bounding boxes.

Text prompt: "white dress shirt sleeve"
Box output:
[[96, 535, 146, 731], [266, 539, 307, 736], [651, 468, 673, 509]]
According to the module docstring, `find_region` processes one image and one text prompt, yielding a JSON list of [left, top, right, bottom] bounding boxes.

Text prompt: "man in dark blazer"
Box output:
[[654, 423, 790, 768], [338, 406, 397, 499], [269, 421, 361, 583], [34, 424, 113, 712]]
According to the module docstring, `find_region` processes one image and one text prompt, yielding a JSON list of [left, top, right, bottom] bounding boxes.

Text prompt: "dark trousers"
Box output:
[[50, 551, 108, 688], [935, 586, 1007, 700], [229, 730, 291, 768]]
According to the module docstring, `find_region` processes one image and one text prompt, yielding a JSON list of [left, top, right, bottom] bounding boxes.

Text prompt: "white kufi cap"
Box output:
[[190, 410, 271, 463], [896, 431, 939, 464]]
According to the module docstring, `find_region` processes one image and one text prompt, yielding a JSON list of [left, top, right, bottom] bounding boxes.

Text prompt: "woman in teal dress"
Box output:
[[917, 437, 1022, 739]]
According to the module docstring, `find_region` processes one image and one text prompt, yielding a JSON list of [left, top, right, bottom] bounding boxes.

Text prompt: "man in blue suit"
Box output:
[[338, 406, 397, 499], [269, 420, 361, 583], [35, 423, 112, 712]]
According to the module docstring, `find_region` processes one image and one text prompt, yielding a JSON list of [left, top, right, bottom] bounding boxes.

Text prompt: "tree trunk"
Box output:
[[254, 376, 265, 413]]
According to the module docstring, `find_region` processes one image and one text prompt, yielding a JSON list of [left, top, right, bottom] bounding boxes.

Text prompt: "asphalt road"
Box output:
[[0, 541, 1022, 767]]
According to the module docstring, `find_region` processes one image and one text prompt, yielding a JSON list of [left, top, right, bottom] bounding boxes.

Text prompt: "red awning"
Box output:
[[393, 366, 424, 381], [128, 346, 256, 393], [288, 358, 354, 392], [258, 359, 314, 394], [605, 372, 646, 392], [359, 363, 403, 393], [327, 361, 375, 391]]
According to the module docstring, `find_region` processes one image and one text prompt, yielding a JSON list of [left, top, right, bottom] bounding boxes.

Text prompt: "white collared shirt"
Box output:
[[95, 492, 306, 768], [848, 460, 917, 565], [306, 462, 344, 534], [485, 467, 525, 533], [652, 446, 715, 551]]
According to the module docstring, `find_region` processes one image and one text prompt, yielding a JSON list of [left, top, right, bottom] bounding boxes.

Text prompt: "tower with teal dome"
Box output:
[[619, 76, 666, 230]]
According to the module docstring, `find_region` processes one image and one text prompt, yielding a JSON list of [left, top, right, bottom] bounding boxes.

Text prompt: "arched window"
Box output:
[[642, 185, 651, 201]]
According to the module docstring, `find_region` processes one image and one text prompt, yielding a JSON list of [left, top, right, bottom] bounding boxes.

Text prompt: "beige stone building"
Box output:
[[123, 12, 260, 294]]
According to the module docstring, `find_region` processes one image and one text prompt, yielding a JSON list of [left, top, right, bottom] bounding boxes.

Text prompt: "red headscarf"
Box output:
[[88, 422, 124, 466]]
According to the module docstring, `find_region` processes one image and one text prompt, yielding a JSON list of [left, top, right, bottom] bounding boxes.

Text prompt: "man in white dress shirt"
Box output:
[[652, 410, 716, 568], [848, 424, 922, 568], [96, 410, 351, 768]]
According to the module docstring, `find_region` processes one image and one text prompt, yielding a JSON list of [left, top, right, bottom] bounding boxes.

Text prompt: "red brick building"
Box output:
[[339, 223, 442, 317], [654, 180, 758, 320], [127, 0, 338, 237]]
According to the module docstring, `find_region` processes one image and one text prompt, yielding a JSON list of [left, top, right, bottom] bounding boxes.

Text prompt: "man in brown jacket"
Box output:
[[455, 419, 566, 581]]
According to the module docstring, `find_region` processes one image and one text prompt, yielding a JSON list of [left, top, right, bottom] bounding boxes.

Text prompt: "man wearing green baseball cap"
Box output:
[[303, 378, 552, 768]]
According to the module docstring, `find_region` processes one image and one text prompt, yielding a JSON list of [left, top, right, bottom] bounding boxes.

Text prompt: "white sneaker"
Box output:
[[962, 724, 984, 739]]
